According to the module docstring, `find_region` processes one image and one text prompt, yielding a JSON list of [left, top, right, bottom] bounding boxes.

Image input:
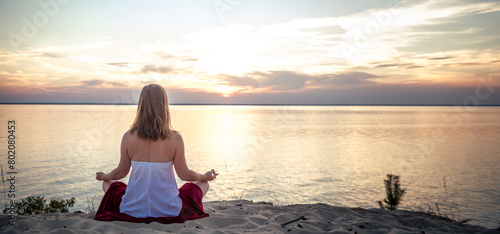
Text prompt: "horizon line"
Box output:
[[1, 102, 499, 107]]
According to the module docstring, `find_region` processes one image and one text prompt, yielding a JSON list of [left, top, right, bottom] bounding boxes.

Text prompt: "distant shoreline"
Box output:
[[1, 102, 499, 106]]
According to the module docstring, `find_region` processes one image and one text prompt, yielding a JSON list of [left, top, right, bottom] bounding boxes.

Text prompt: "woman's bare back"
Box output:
[[125, 131, 179, 163]]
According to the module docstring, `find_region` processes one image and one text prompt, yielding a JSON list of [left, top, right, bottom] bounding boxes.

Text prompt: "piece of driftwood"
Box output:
[[281, 216, 306, 228]]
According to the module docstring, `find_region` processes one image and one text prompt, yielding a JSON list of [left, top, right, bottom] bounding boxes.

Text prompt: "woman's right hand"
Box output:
[[96, 172, 106, 181], [204, 169, 218, 181]]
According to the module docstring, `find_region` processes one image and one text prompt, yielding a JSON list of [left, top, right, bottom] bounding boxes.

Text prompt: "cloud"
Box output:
[[0, 86, 137, 103], [429, 56, 454, 60], [108, 81, 128, 87], [79, 79, 129, 87], [459, 27, 483, 34], [81, 79, 104, 86], [309, 71, 380, 87], [223, 71, 308, 90], [155, 52, 198, 62], [40, 52, 66, 58], [223, 75, 260, 88], [223, 70, 380, 91], [106, 62, 128, 67], [373, 62, 421, 69], [141, 64, 174, 74], [182, 58, 198, 62], [0, 51, 14, 56], [155, 52, 177, 60], [258, 71, 309, 90], [298, 25, 346, 35]]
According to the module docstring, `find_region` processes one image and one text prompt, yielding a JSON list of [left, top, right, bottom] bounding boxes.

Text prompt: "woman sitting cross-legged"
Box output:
[[95, 84, 217, 223]]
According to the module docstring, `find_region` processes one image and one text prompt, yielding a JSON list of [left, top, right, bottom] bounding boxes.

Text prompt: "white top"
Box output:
[[119, 160, 182, 218]]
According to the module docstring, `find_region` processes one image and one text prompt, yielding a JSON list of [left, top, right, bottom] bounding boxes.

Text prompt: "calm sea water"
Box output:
[[0, 105, 498, 228]]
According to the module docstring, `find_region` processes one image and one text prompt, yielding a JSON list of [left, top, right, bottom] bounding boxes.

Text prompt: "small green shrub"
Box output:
[[3, 196, 76, 215], [377, 174, 406, 210]]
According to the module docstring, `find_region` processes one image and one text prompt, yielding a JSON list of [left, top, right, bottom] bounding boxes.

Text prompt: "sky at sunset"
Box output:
[[0, 0, 499, 105]]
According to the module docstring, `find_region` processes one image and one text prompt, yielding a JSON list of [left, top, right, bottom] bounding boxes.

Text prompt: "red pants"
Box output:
[[95, 181, 209, 223]]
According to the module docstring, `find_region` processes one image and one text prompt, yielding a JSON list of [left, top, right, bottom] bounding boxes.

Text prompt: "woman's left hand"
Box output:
[[203, 170, 218, 181], [95, 172, 106, 181]]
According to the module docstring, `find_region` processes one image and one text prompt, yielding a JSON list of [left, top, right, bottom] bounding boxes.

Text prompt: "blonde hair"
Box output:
[[129, 84, 176, 140]]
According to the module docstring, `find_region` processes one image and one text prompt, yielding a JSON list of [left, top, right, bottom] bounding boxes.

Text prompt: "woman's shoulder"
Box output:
[[123, 130, 133, 138], [170, 131, 182, 141], [122, 130, 136, 142]]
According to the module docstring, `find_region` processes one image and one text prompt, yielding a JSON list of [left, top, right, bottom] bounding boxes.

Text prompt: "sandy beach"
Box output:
[[1, 200, 496, 233]]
